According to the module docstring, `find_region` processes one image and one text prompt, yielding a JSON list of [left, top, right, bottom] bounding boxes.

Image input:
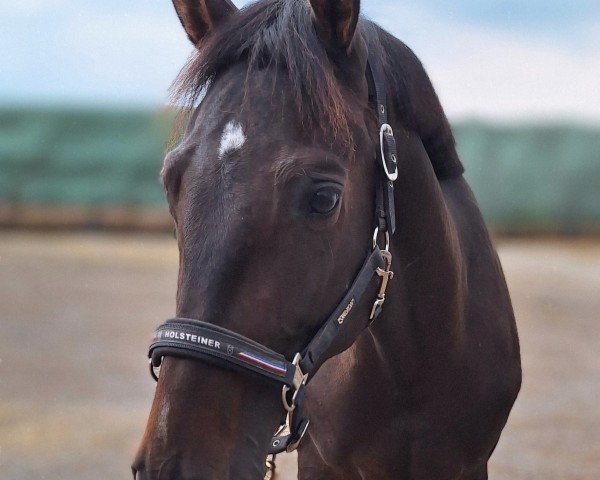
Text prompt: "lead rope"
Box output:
[[264, 454, 277, 479]]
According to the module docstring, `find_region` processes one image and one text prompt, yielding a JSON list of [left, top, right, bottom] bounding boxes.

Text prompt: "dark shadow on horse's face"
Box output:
[[134, 5, 377, 477]]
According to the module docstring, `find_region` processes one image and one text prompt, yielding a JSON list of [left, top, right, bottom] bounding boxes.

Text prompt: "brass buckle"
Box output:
[[370, 250, 394, 320]]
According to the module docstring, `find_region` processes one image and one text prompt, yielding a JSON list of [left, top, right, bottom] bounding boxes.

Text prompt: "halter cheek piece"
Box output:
[[147, 54, 397, 455]]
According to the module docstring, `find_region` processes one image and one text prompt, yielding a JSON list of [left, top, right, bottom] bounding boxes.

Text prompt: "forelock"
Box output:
[[170, 0, 356, 144]]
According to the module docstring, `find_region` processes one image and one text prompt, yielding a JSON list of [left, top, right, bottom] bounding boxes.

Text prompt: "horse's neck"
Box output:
[[367, 131, 465, 377]]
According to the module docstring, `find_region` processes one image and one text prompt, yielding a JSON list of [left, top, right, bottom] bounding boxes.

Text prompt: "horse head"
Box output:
[[133, 1, 387, 478]]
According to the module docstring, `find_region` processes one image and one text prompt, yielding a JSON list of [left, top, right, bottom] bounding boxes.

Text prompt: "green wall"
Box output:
[[457, 121, 600, 234], [1, 107, 598, 233], [0, 107, 169, 207]]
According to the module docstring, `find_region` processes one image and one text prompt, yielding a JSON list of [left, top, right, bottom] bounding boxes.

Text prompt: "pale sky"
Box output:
[[1, 0, 599, 121]]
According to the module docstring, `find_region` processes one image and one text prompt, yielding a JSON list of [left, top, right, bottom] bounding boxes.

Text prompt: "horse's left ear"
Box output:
[[172, 0, 238, 46], [308, 0, 360, 53]]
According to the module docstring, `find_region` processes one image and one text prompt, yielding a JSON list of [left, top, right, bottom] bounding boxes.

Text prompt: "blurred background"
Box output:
[[0, 1, 598, 479]]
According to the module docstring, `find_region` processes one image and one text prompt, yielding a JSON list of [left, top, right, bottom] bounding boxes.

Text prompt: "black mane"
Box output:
[[172, 0, 463, 179]]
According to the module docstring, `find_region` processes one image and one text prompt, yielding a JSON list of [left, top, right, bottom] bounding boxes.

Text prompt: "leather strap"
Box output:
[[299, 246, 385, 375], [366, 54, 397, 235], [149, 319, 297, 387]]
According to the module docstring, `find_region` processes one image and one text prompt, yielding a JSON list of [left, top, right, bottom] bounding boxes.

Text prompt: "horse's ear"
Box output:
[[172, 0, 238, 46], [308, 0, 360, 52]]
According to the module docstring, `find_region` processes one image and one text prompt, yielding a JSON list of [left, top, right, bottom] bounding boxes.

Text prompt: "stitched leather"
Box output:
[[299, 246, 385, 375], [150, 319, 297, 387]]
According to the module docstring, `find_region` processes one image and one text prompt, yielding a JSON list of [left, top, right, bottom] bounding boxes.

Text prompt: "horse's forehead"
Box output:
[[177, 66, 356, 179], [182, 78, 299, 167], [201, 67, 296, 129]]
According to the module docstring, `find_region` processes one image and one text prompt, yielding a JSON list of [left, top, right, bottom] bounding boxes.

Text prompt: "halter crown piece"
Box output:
[[147, 52, 398, 455]]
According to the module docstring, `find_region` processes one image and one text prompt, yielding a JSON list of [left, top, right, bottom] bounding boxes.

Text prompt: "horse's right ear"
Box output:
[[308, 0, 360, 53], [172, 0, 238, 46]]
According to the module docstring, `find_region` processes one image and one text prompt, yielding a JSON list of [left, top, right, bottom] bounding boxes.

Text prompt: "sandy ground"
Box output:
[[0, 232, 598, 480]]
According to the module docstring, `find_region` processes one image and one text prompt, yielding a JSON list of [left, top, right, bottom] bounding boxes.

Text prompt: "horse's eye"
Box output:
[[310, 185, 341, 215]]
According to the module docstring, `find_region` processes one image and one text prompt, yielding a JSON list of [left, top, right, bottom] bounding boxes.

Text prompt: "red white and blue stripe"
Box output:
[[236, 351, 287, 376]]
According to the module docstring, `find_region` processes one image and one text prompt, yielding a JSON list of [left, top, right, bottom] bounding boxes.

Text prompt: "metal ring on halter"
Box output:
[[149, 358, 160, 382], [281, 385, 296, 412], [372, 227, 390, 251], [379, 123, 398, 182], [281, 353, 307, 412]]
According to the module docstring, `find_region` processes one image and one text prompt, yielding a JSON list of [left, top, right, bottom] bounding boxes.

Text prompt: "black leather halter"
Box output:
[[147, 53, 398, 455]]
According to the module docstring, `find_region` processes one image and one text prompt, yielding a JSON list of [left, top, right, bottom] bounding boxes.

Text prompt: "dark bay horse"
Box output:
[[133, 1, 521, 479]]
